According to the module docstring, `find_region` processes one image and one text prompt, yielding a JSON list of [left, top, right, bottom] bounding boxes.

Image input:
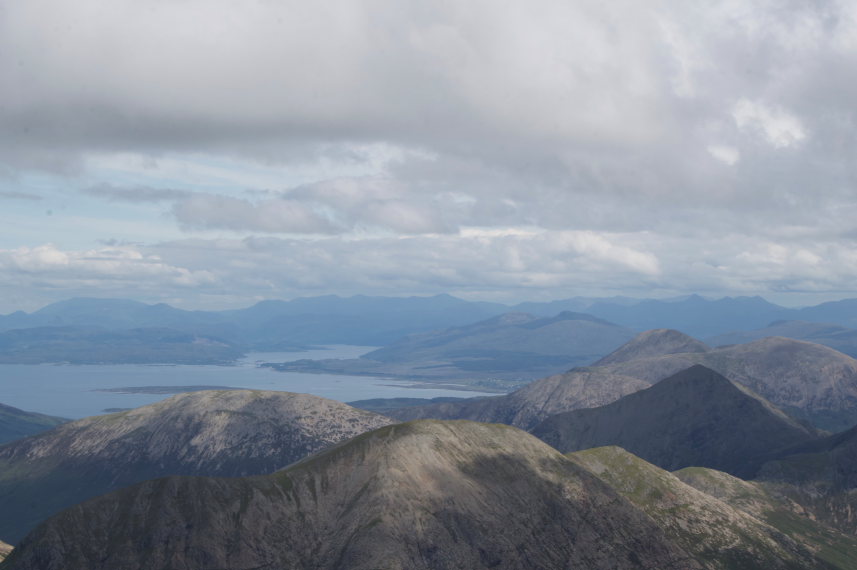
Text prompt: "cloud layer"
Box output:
[[2, 1, 857, 309]]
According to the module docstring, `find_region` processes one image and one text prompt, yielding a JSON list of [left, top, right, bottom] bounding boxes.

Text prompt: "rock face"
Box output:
[[2, 421, 701, 570], [0, 390, 392, 544], [531, 365, 819, 478], [569, 446, 846, 570], [0, 403, 66, 445], [0, 543, 10, 564]]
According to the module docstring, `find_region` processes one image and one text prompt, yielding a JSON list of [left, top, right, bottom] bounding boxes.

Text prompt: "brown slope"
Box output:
[[2, 421, 701, 570], [754, 423, 857, 536], [531, 365, 819, 478], [676, 467, 857, 569], [570, 446, 841, 570], [0, 390, 392, 544]]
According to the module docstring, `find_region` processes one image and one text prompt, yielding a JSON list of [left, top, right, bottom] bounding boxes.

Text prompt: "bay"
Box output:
[[0, 345, 495, 419]]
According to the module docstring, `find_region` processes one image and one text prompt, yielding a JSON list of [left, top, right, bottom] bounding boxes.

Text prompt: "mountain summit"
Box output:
[[532, 365, 819, 477]]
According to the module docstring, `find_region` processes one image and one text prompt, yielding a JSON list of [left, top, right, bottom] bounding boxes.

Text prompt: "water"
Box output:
[[0, 346, 496, 419]]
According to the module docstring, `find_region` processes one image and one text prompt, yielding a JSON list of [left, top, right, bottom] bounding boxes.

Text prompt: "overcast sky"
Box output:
[[2, 0, 857, 312]]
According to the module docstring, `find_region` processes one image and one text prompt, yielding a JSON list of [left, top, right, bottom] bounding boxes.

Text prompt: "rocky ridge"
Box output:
[[1, 421, 701, 570], [569, 446, 848, 570], [531, 365, 820, 477], [0, 389, 392, 543]]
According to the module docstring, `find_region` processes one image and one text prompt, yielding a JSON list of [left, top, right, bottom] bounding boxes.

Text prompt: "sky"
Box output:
[[2, 0, 857, 312]]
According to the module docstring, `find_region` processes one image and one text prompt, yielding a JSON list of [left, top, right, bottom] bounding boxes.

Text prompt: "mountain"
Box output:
[[276, 311, 635, 385], [0, 326, 243, 364], [677, 466, 857, 567], [0, 295, 511, 353], [708, 320, 857, 359], [569, 446, 850, 570], [797, 299, 857, 329], [0, 543, 9, 564], [0, 390, 392, 544], [582, 295, 791, 337], [755, 423, 857, 535], [387, 368, 649, 429], [0, 403, 66, 445], [0, 421, 704, 570], [379, 330, 857, 432], [593, 334, 857, 431], [594, 328, 710, 365], [379, 329, 706, 427], [531, 365, 820, 477]]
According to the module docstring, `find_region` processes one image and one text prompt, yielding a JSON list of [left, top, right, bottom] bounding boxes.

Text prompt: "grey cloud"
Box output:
[[0, 191, 41, 201], [83, 184, 194, 203], [3, 1, 857, 307]]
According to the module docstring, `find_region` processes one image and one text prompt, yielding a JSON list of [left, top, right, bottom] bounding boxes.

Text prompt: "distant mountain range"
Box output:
[[268, 311, 636, 386], [5, 294, 857, 364], [0, 390, 391, 544], [0, 326, 243, 364], [4, 292, 857, 378]]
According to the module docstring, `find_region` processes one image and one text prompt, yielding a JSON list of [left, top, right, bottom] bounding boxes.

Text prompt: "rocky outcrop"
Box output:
[[0, 390, 392, 544]]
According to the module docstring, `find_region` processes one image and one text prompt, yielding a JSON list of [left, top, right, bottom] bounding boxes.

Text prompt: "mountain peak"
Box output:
[[532, 364, 818, 477], [594, 329, 710, 366]]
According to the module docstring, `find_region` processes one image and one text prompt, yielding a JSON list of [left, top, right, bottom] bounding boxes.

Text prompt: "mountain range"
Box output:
[[6, 293, 857, 364], [6, 420, 855, 570], [386, 330, 857, 431], [268, 311, 636, 386], [0, 390, 392, 543], [531, 365, 819, 478]]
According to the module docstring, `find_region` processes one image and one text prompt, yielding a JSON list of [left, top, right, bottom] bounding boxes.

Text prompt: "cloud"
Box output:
[[0, 191, 41, 201], [732, 99, 806, 148], [83, 184, 193, 203], [3, 1, 857, 308], [0, 244, 215, 288]]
